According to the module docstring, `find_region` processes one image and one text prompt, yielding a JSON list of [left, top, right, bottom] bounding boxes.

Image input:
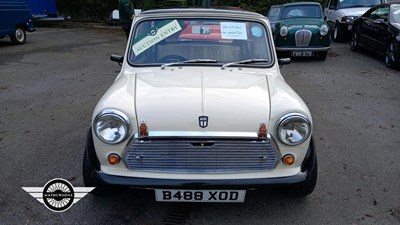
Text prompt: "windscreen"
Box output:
[[128, 18, 273, 66], [338, 0, 381, 9], [280, 5, 323, 19], [268, 6, 282, 23], [393, 5, 400, 23]]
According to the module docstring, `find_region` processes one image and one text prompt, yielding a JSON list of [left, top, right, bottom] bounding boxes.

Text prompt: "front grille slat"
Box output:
[[295, 29, 312, 46], [123, 139, 279, 173]]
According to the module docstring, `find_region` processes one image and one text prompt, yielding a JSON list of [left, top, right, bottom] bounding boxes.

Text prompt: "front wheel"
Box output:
[[283, 138, 318, 197], [315, 51, 328, 61], [385, 41, 400, 69], [333, 22, 344, 42], [277, 51, 290, 59], [11, 27, 26, 45], [83, 129, 113, 196]]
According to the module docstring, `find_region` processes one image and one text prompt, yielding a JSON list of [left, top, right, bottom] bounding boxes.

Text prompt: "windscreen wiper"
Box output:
[[161, 59, 218, 70], [221, 58, 269, 70], [348, 5, 367, 7]]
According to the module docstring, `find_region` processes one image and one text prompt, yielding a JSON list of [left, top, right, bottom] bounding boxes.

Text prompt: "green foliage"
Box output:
[[56, 0, 119, 21], [56, 0, 326, 21]]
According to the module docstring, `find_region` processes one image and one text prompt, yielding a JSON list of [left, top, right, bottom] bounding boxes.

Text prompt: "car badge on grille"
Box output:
[[199, 116, 208, 128]]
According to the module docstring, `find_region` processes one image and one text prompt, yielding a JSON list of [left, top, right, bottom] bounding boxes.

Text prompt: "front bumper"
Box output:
[[338, 22, 353, 32], [84, 126, 318, 189], [92, 170, 308, 189], [27, 19, 36, 32], [276, 47, 331, 52], [85, 131, 316, 190]]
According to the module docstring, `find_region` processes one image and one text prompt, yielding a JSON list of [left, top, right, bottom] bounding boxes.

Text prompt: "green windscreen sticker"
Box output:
[[132, 20, 182, 56]]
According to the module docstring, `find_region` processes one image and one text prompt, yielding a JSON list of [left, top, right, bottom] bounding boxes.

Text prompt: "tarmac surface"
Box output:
[[0, 27, 399, 225]]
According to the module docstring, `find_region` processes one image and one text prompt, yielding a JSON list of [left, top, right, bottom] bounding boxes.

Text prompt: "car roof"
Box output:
[[370, 2, 400, 8], [140, 8, 265, 19], [282, 2, 321, 7]]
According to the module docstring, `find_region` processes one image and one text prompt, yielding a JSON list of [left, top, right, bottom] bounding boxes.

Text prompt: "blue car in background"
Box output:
[[0, 0, 36, 45]]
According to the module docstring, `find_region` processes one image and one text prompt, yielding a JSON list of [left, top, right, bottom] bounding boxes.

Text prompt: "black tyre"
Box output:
[[283, 138, 318, 197], [83, 129, 113, 196], [333, 22, 344, 42], [350, 31, 360, 52], [82, 147, 96, 187], [315, 51, 328, 61], [11, 27, 26, 45], [385, 40, 400, 69], [277, 51, 290, 59]]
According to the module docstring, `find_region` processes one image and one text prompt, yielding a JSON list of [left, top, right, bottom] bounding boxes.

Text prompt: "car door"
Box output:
[[325, 0, 338, 29], [358, 6, 382, 51], [370, 6, 390, 53]]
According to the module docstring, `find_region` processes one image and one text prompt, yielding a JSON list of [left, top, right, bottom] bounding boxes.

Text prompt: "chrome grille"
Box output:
[[295, 29, 312, 46], [123, 139, 279, 173]]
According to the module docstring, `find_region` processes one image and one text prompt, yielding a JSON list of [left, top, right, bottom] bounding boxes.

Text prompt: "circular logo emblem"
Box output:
[[42, 178, 75, 212], [251, 26, 263, 38], [148, 27, 159, 36]]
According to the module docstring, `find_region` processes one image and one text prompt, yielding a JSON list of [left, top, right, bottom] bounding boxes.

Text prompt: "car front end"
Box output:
[[334, 8, 370, 33], [274, 3, 331, 60], [274, 20, 331, 57], [83, 8, 317, 202]]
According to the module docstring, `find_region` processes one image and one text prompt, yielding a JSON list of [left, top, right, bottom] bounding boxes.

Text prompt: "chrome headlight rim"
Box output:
[[320, 24, 329, 36], [276, 113, 311, 146], [94, 109, 130, 145], [280, 26, 289, 37]]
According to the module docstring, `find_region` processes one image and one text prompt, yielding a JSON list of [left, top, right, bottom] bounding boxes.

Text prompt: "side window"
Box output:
[[363, 8, 372, 18], [393, 6, 400, 23], [368, 7, 380, 19], [379, 6, 389, 19], [369, 7, 389, 20], [329, 0, 337, 9], [268, 7, 281, 17]]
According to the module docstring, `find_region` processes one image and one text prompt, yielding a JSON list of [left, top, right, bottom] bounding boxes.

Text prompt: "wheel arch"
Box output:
[[17, 23, 28, 30]]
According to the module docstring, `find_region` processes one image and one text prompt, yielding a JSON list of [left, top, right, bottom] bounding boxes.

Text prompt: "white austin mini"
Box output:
[[83, 8, 317, 202]]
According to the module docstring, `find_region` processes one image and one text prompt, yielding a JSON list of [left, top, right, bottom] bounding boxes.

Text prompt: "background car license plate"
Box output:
[[291, 51, 314, 57], [155, 189, 246, 202]]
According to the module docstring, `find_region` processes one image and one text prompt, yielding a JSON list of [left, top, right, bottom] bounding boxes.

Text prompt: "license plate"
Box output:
[[291, 51, 314, 57], [348, 25, 352, 30], [155, 189, 246, 202]]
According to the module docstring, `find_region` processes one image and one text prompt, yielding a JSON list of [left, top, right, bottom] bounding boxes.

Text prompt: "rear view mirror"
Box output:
[[110, 54, 124, 66]]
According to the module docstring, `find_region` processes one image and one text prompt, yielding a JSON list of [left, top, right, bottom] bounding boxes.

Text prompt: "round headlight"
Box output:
[[320, 25, 329, 36], [280, 26, 288, 37], [94, 109, 130, 144], [276, 113, 311, 146], [344, 16, 355, 23]]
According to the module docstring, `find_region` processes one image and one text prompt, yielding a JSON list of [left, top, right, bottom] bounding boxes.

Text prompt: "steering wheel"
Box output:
[[159, 55, 187, 63]]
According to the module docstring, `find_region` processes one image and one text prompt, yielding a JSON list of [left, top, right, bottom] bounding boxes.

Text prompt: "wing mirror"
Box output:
[[110, 54, 124, 66], [374, 18, 387, 24], [278, 58, 291, 68]]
